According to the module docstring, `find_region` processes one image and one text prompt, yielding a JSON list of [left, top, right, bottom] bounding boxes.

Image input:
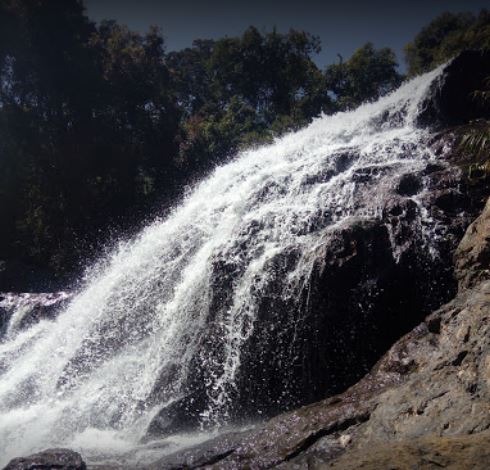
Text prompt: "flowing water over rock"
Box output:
[[0, 65, 466, 467], [0, 293, 71, 337]]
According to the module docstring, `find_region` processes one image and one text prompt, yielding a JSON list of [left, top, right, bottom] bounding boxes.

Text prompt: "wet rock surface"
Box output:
[[150, 49, 490, 427], [3, 448, 86, 470], [146, 197, 490, 469], [148, 146, 485, 434]]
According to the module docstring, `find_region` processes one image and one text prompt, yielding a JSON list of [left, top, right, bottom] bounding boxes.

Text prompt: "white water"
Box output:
[[0, 67, 446, 466]]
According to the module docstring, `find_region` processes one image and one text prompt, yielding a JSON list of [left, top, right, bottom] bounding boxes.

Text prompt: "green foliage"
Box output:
[[325, 42, 402, 110], [459, 120, 490, 181], [0, 1, 403, 284], [170, 27, 334, 171], [458, 75, 490, 180], [405, 10, 490, 76], [461, 126, 490, 160], [406, 10, 490, 180], [0, 0, 180, 274]]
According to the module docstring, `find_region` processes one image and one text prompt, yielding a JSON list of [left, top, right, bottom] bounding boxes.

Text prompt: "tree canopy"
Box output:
[[325, 42, 402, 110], [0, 0, 411, 288], [405, 10, 490, 76]]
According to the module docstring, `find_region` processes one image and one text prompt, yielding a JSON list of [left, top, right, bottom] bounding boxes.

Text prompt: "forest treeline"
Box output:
[[0, 1, 489, 288]]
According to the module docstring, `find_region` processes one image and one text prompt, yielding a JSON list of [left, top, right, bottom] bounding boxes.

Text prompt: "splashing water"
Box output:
[[0, 66, 446, 466]]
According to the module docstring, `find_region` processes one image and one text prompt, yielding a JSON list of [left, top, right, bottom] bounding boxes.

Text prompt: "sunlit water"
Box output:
[[0, 66, 446, 466]]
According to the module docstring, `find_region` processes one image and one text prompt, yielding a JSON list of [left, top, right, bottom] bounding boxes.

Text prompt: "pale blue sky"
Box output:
[[85, 0, 488, 72]]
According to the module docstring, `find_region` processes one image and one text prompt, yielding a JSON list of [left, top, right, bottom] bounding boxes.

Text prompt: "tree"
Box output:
[[0, 0, 181, 279], [207, 27, 332, 125], [405, 10, 490, 76], [325, 42, 402, 110], [173, 27, 333, 176], [3, 1, 447, 289]]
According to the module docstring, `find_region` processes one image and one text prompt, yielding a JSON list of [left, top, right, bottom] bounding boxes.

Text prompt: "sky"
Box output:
[[84, 0, 488, 72]]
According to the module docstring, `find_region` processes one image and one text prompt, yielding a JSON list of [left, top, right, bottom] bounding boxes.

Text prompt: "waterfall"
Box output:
[[0, 66, 446, 466]]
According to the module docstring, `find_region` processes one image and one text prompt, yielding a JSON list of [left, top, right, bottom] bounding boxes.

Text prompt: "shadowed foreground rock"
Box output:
[[3, 449, 86, 470]]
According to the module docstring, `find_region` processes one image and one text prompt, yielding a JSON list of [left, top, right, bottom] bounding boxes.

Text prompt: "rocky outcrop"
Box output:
[[146, 51, 490, 431], [455, 197, 490, 290], [325, 431, 490, 470], [108, 52, 490, 466], [147, 150, 485, 436], [3, 449, 86, 470], [147, 197, 490, 469]]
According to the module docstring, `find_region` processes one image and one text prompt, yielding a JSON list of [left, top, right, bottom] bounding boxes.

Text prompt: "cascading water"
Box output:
[[0, 66, 449, 466]]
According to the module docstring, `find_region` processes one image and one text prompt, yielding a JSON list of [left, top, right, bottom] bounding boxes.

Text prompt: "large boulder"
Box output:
[[147, 194, 490, 468], [146, 154, 484, 439], [2, 449, 86, 470], [147, 48, 490, 433]]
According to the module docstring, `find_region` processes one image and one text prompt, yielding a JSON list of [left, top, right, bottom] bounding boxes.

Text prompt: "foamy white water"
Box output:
[[0, 66, 446, 466]]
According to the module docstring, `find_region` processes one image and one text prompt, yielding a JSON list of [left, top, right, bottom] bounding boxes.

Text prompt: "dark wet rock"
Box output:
[[145, 151, 484, 439], [2, 448, 86, 470], [418, 50, 490, 128], [145, 395, 204, 440], [396, 173, 422, 196], [149, 324, 414, 469], [147, 430, 250, 470], [352, 164, 394, 183], [0, 292, 72, 337], [141, 194, 490, 469], [144, 53, 490, 431]]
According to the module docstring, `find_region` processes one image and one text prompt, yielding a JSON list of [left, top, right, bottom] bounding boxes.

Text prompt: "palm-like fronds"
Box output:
[[460, 126, 490, 158], [459, 75, 490, 178]]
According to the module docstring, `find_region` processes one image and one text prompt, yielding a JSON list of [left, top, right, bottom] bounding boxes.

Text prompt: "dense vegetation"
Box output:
[[0, 1, 488, 289], [405, 10, 490, 76]]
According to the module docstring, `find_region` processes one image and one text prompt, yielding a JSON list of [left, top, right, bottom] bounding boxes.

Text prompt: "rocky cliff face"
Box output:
[[143, 194, 490, 470], [138, 52, 490, 469], [149, 51, 490, 431]]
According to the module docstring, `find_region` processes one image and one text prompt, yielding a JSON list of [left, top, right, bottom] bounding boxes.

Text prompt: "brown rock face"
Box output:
[[325, 431, 490, 470], [455, 197, 490, 290]]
